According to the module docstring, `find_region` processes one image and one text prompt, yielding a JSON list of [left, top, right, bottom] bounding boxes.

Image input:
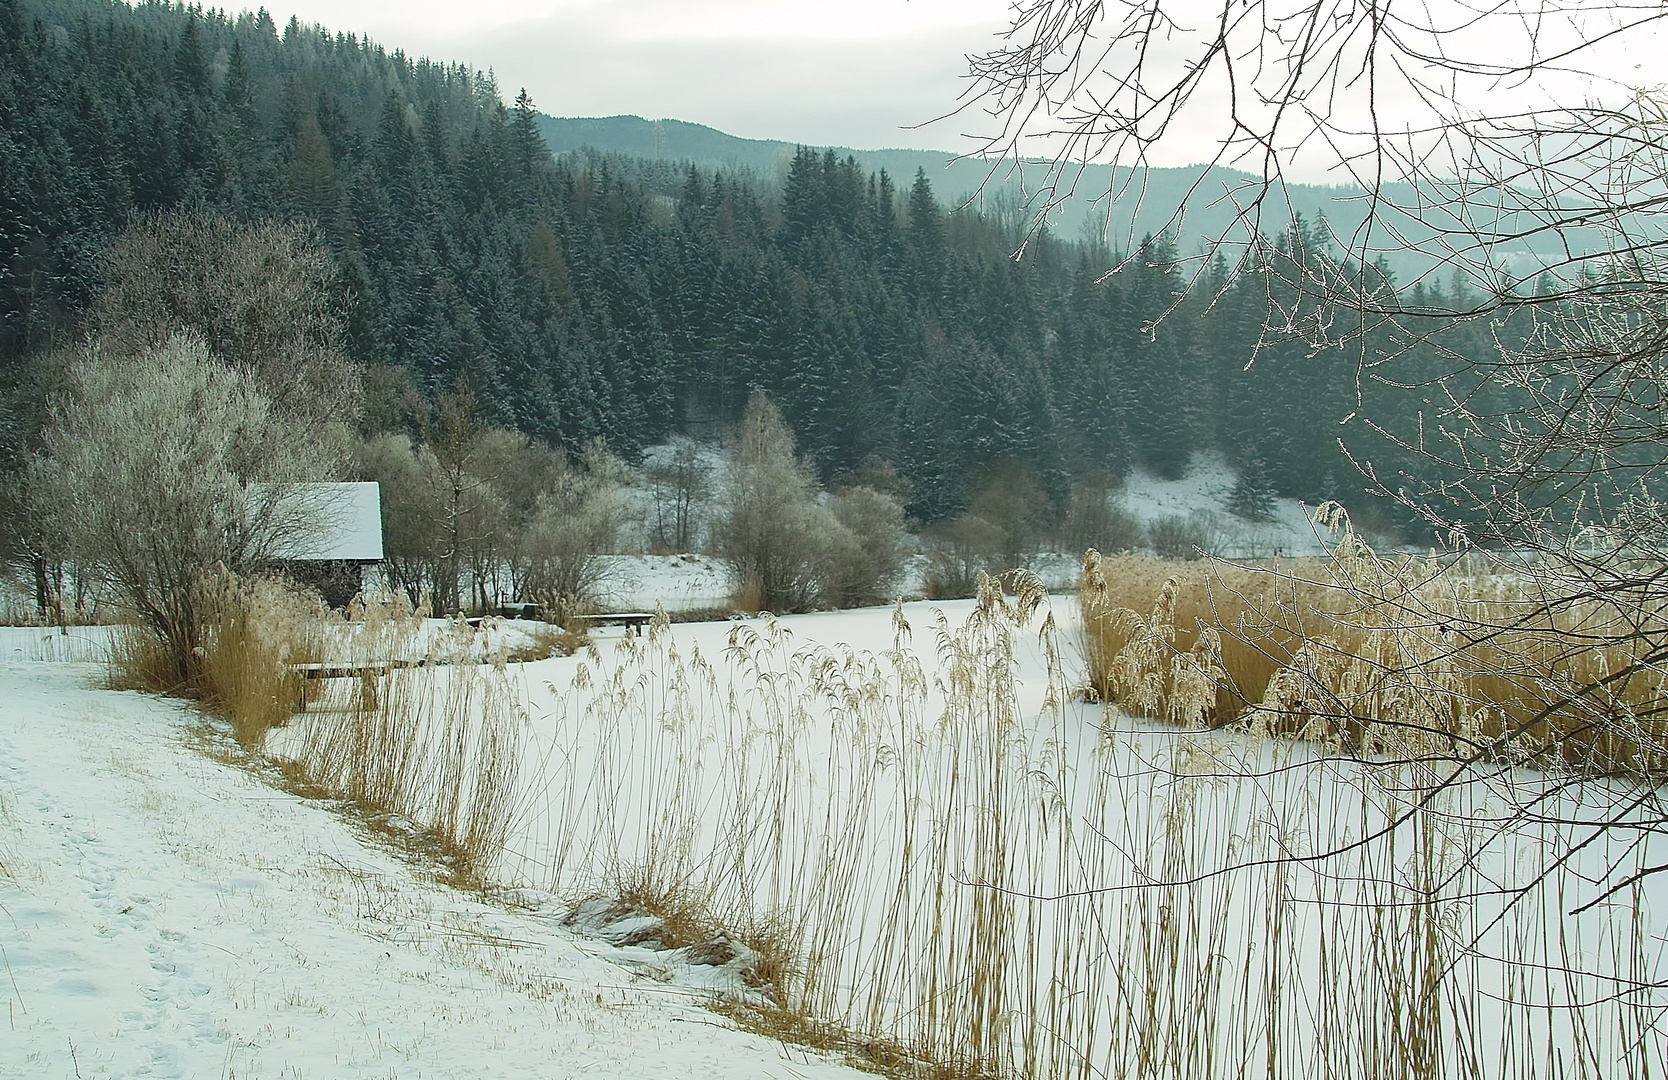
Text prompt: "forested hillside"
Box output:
[[0, 0, 1482, 529]]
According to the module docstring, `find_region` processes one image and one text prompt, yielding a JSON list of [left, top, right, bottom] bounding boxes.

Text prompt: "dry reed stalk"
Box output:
[[106, 623, 185, 694], [276, 600, 528, 886], [1080, 507, 1668, 776], [731, 571, 765, 614], [513, 570, 1662, 1080], [195, 572, 329, 746], [107, 570, 327, 747]]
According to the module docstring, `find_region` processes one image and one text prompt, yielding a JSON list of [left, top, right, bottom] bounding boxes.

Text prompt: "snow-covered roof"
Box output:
[[271, 481, 384, 563]]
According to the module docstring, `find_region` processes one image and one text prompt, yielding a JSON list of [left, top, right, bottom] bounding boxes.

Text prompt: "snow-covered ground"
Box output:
[[1115, 452, 1336, 558], [4, 589, 1660, 1078], [590, 552, 732, 612], [0, 653, 873, 1079]]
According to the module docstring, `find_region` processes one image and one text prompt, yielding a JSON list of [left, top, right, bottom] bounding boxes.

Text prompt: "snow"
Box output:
[[4, 587, 1660, 1076], [0, 655, 872, 1078], [1115, 451, 1336, 558], [589, 553, 732, 612]]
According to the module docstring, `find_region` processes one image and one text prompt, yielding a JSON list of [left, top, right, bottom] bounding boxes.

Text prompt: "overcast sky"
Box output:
[[268, 0, 1014, 154], [262, 1, 1667, 184]]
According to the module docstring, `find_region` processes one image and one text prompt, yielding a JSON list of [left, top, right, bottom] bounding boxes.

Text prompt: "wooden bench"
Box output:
[[291, 660, 425, 681], [289, 660, 429, 712], [576, 611, 654, 637]]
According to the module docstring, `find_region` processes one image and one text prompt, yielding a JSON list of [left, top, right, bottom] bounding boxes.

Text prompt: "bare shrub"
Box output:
[[36, 339, 344, 685], [90, 210, 359, 444], [921, 513, 1004, 599], [360, 415, 626, 614], [1060, 471, 1142, 554], [820, 485, 909, 609], [353, 432, 441, 605], [1145, 510, 1226, 560], [967, 461, 1052, 571], [522, 439, 628, 603], [716, 394, 823, 613]]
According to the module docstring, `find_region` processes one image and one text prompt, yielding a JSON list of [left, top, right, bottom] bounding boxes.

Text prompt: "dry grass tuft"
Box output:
[[1080, 509, 1668, 772], [499, 595, 594, 663], [607, 863, 720, 952], [500, 622, 573, 664], [0, 789, 18, 887], [107, 622, 190, 694], [195, 572, 328, 746], [106, 571, 326, 747], [666, 605, 742, 624], [102, 575, 528, 893], [730, 570, 765, 614]]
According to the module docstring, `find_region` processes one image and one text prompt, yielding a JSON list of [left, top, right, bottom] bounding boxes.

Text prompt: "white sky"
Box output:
[[260, 1, 1668, 181], [266, 0, 1015, 153]]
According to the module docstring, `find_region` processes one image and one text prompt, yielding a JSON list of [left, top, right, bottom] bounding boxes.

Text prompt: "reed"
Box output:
[[1080, 510, 1668, 774], [272, 598, 529, 887], [172, 548, 1659, 1077], [195, 572, 329, 746], [107, 570, 325, 746], [509, 573, 1663, 1078]]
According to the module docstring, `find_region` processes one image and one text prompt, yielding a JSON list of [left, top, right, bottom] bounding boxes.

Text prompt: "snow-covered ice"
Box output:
[[3, 587, 1660, 1078]]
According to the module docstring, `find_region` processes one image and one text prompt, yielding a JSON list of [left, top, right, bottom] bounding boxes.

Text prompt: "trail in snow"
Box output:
[[0, 656, 869, 1079]]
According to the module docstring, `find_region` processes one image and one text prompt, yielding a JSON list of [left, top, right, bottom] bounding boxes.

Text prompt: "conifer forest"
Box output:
[[1, 0, 1499, 530]]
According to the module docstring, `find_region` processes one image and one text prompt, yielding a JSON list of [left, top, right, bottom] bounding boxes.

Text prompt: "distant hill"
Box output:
[[536, 113, 1582, 281], [535, 113, 1353, 253]]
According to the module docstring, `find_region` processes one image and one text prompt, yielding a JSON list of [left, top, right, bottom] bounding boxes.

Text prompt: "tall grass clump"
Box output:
[[271, 600, 528, 886], [511, 569, 1662, 1079], [108, 569, 326, 746], [1080, 506, 1668, 772], [196, 572, 329, 746]]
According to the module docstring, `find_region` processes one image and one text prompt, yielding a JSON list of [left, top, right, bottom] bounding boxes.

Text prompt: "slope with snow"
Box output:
[[1115, 452, 1337, 558]]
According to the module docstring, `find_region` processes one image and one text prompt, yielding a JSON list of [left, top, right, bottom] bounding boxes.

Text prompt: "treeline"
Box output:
[[1, 0, 1495, 535]]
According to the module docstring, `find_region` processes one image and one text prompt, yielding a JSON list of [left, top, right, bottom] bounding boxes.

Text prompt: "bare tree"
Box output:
[[717, 394, 826, 613], [961, 0, 1668, 1026], [90, 210, 361, 453], [644, 436, 711, 553], [522, 439, 630, 604], [419, 388, 497, 617], [32, 337, 342, 683]]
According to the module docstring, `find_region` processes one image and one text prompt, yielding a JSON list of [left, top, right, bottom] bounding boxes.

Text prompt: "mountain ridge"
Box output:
[[536, 113, 1575, 280], [538, 113, 1378, 248]]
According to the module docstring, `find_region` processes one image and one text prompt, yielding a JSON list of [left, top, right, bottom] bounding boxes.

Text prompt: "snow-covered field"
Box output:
[[3, 588, 1662, 1078], [590, 552, 732, 612], [0, 652, 873, 1079]]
